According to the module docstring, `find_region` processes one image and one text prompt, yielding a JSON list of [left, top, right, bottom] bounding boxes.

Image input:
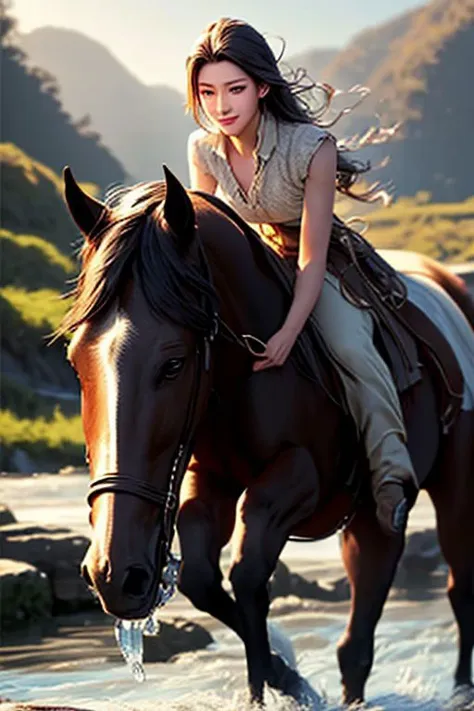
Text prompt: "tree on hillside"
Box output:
[[0, 1, 126, 188]]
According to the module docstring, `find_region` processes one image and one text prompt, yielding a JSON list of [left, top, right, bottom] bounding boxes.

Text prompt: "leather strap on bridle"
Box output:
[[86, 229, 218, 557]]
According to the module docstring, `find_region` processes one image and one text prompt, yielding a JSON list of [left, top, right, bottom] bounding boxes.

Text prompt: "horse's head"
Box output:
[[62, 167, 215, 618]]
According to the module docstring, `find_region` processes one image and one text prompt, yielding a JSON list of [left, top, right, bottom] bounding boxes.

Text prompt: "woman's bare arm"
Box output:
[[281, 138, 337, 338]]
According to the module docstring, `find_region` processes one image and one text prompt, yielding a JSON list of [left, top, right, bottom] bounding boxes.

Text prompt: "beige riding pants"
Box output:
[[311, 272, 416, 484]]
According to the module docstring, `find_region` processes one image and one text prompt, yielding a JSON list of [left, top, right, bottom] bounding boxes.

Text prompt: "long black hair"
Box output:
[[186, 17, 394, 204]]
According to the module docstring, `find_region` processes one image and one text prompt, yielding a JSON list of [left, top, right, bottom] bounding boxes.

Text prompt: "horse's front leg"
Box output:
[[228, 446, 320, 706], [176, 468, 242, 635]]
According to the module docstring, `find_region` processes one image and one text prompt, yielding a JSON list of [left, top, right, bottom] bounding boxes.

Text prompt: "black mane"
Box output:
[[58, 181, 218, 338]]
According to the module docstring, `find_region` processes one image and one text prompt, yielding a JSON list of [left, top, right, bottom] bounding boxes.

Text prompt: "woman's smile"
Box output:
[[218, 116, 238, 127]]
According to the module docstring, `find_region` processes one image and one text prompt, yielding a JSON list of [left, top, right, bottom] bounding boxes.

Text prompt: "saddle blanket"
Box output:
[[401, 273, 474, 410]]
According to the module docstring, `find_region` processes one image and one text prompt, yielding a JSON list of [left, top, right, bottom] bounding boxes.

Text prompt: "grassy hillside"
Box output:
[[0, 143, 81, 254], [336, 190, 474, 263], [0, 144, 84, 470], [366, 194, 474, 262]]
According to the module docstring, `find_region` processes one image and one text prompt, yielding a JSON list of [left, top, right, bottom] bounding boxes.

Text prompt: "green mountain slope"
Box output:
[[299, 0, 474, 201], [1, 7, 126, 189], [0, 143, 83, 470]]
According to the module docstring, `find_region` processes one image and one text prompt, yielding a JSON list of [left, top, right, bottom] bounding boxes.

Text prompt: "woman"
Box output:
[[185, 17, 417, 535]]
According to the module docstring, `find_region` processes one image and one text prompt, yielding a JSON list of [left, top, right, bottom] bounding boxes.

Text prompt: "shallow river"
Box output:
[[1, 473, 473, 711]]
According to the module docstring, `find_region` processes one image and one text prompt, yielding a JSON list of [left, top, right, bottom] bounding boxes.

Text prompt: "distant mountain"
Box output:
[[20, 27, 194, 184], [1, 12, 125, 189], [293, 0, 474, 201], [295, 7, 420, 93], [18, 0, 474, 201], [284, 48, 338, 83]]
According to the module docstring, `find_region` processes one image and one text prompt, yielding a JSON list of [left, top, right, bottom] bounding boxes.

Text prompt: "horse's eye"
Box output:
[[163, 358, 185, 379], [155, 357, 185, 387]]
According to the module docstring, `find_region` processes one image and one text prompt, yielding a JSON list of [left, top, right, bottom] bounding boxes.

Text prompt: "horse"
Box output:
[[60, 165, 474, 707]]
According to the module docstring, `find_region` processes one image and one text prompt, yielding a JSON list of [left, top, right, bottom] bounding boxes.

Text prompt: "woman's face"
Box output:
[[197, 60, 268, 136]]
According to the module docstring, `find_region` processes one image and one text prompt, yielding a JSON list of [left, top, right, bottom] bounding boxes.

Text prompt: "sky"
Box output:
[[11, 0, 427, 92]]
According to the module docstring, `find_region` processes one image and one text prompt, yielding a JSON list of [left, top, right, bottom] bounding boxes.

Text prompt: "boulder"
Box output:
[[143, 617, 214, 662], [395, 528, 444, 588], [270, 561, 350, 602], [269, 529, 444, 606], [0, 523, 95, 611], [0, 504, 16, 526], [0, 558, 53, 628]]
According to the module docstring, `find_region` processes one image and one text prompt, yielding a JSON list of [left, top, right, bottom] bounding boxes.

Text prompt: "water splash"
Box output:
[[114, 553, 181, 682], [114, 618, 148, 682]]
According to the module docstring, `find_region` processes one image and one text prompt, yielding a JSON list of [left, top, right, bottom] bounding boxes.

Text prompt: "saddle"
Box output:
[[268, 219, 464, 435], [192, 190, 464, 436]]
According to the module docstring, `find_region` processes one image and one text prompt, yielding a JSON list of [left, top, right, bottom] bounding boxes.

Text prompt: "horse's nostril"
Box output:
[[122, 565, 151, 598], [81, 563, 94, 588]]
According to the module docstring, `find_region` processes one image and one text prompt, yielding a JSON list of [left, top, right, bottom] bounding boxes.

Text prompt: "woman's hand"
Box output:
[[252, 326, 299, 371]]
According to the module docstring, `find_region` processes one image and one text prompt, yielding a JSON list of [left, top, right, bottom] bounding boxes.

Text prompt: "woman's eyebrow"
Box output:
[[198, 79, 247, 87]]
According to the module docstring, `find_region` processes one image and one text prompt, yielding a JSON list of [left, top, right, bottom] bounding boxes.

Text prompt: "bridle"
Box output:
[[87, 323, 213, 554], [85, 223, 267, 576]]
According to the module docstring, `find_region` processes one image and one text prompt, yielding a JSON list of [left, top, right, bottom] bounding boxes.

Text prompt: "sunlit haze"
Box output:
[[12, 0, 426, 91]]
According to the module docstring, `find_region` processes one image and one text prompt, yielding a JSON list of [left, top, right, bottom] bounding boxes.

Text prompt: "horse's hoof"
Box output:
[[448, 683, 474, 710]]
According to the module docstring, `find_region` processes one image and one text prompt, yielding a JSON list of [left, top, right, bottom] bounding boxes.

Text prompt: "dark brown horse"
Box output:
[[60, 166, 474, 707]]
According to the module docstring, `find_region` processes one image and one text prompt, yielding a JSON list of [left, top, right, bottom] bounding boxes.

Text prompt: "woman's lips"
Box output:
[[219, 116, 238, 126]]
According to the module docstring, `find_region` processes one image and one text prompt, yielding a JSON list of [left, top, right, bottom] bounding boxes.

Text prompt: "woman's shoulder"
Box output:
[[187, 127, 219, 155], [278, 119, 333, 152], [187, 128, 222, 175], [276, 119, 336, 185]]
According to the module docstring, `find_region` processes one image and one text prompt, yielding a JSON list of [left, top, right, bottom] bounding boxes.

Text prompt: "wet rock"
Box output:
[[270, 529, 445, 604], [58, 465, 89, 476], [395, 528, 444, 588], [0, 504, 16, 526], [0, 523, 95, 611], [0, 522, 70, 537], [0, 558, 53, 628], [270, 594, 320, 616], [270, 561, 350, 602], [143, 617, 214, 662]]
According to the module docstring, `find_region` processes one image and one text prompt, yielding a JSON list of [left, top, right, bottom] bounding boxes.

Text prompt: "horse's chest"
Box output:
[[236, 370, 299, 461]]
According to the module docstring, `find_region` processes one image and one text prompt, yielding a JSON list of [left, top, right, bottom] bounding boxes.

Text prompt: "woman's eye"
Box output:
[[154, 357, 185, 387], [230, 85, 245, 94], [200, 90, 213, 98]]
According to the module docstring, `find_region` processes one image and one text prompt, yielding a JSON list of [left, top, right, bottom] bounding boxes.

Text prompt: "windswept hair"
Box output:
[[186, 17, 397, 204]]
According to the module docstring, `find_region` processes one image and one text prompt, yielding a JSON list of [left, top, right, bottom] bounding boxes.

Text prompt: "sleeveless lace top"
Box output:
[[188, 109, 335, 228]]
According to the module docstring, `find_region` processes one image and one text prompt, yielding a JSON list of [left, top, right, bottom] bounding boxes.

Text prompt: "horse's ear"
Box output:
[[63, 166, 109, 242], [162, 165, 196, 246]]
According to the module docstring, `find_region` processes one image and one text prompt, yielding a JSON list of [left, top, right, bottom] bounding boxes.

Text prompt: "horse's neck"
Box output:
[[200, 215, 286, 340]]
